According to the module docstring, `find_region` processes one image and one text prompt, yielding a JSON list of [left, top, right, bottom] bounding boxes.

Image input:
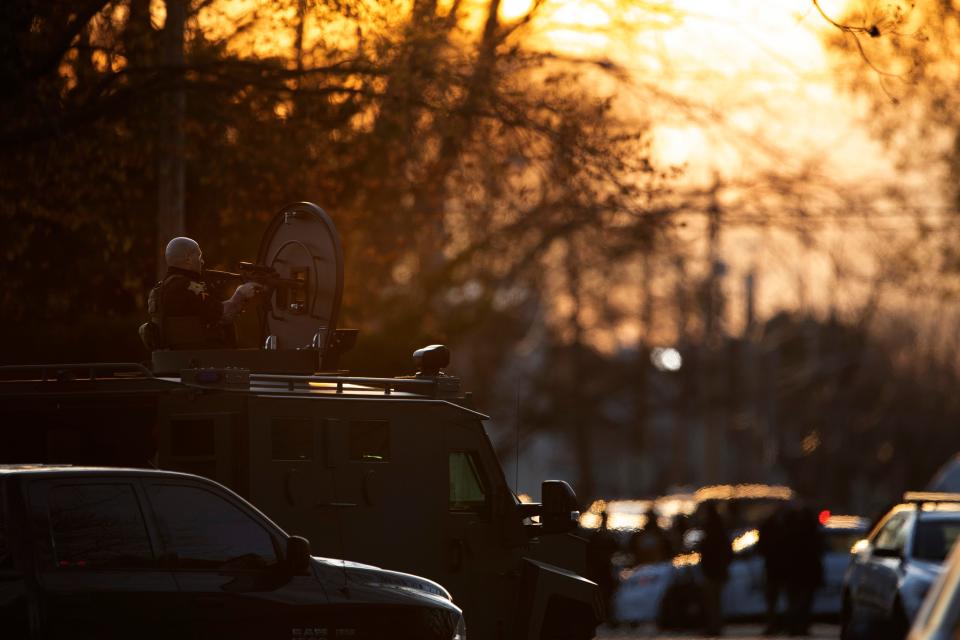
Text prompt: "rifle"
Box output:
[[205, 262, 305, 291]]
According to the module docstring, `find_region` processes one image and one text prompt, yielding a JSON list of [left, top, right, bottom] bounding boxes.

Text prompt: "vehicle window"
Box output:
[[349, 420, 390, 462], [913, 520, 960, 563], [48, 484, 154, 569], [147, 484, 278, 570], [449, 452, 487, 512], [874, 512, 910, 553], [272, 418, 312, 461]]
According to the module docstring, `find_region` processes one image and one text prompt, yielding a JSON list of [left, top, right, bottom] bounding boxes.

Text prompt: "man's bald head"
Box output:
[[165, 237, 203, 273]]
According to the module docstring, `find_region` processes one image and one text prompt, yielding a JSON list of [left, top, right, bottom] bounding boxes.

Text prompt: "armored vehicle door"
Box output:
[[245, 396, 449, 579], [442, 415, 518, 640], [247, 202, 343, 352], [244, 396, 341, 552]]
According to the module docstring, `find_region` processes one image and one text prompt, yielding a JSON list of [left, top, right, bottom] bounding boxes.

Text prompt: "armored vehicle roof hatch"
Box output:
[[152, 202, 354, 376]]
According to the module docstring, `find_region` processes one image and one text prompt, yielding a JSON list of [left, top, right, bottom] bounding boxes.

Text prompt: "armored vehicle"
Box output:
[[0, 465, 464, 640], [0, 203, 601, 639]]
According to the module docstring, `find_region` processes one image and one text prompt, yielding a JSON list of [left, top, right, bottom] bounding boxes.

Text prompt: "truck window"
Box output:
[[449, 452, 487, 513], [48, 484, 154, 569], [349, 420, 390, 462], [147, 484, 278, 570], [272, 418, 312, 461], [874, 511, 910, 554]]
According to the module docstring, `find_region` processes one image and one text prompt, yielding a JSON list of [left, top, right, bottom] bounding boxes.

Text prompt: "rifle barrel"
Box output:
[[205, 268, 303, 288], [205, 269, 243, 280]]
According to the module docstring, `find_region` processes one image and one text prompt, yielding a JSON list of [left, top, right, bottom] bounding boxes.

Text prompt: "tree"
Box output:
[[0, 0, 675, 376], [819, 0, 960, 272]]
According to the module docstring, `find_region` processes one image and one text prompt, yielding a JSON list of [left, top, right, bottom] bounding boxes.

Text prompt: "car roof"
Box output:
[[0, 464, 200, 480], [693, 483, 794, 502], [0, 363, 490, 420], [880, 503, 960, 526], [915, 509, 960, 521]]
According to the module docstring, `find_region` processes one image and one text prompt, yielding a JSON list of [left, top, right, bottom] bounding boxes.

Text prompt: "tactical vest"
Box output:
[[144, 274, 227, 349], [146, 276, 172, 326], [138, 276, 172, 351]]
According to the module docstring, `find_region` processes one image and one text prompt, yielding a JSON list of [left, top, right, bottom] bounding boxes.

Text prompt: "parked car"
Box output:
[[843, 492, 960, 640], [690, 484, 795, 532], [0, 465, 465, 640], [614, 514, 867, 626], [907, 522, 960, 640]]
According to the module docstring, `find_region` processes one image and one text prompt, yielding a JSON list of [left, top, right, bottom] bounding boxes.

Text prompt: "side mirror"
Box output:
[[541, 480, 580, 534], [287, 535, 312, 575]]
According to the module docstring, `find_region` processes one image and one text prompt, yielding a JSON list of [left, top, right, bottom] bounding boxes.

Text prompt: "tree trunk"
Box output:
[[156, 0, 186, 279], [565, 245, 595, 502]]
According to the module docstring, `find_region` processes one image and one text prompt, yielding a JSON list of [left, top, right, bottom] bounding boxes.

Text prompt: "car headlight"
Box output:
[[452, 615, 466, 640]]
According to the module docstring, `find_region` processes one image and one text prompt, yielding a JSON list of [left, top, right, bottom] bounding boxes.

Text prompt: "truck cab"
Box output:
[[0, 465, 464, 639]]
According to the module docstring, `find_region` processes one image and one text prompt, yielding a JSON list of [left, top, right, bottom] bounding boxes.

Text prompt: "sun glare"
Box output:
[[499, 0, 534, 22]]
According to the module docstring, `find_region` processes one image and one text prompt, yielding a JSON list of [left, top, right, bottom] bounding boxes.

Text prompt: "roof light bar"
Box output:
[[903, 491, 960, 504]]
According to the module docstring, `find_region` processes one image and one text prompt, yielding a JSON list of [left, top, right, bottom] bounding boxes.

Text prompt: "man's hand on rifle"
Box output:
[[236, 282, 265, 300], [222, 282, 265, 321]]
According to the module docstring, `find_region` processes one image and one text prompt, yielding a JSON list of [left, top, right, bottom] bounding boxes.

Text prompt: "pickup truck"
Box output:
[[0, 465, 465, 639]]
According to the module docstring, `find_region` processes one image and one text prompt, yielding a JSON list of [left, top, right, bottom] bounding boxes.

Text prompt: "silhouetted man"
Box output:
[[759, 503, 790, 634], [630, 508, 673, 565], [699, 503, 733, 636], [784, 505, 823, 636], [587, 510, 620, 623]]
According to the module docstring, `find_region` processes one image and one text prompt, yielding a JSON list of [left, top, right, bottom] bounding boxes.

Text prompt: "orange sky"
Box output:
[[188, 0, 950, 349], [520, 1, 950, 347]]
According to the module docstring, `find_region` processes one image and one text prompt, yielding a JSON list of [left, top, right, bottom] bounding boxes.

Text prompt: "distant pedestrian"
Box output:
[[587, 510, 620, 622], [669, 513, 692, 553], [758, 503, 790, 634], [698, 503, 733, 636], [783, 505, 824, 636], [629, 508, 673, 565]]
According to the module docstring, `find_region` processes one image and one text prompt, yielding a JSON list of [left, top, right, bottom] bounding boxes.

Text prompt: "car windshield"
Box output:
[[912, 519, 960, 562]]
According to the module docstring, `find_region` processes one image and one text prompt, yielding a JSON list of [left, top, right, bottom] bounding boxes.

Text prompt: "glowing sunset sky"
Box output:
[[190, 0, 949, 346]]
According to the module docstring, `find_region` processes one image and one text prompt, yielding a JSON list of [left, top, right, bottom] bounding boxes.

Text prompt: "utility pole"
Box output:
[[156, 0, 187, 279], [702, 182, 725, 484], [633, 251, 654, 492], [743, 271, 760, 481], [671, 256, 690, 487], [565, 245, 594, 502]]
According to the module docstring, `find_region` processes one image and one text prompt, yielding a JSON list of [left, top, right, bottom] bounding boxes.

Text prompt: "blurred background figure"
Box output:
[[669, 513, 692, 554], [699, 502, 733, 636], [758, 502, 790, 634], [629, 507, 673, 565], [586, 510, 619, 623], [784, 505, 824, 636]]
